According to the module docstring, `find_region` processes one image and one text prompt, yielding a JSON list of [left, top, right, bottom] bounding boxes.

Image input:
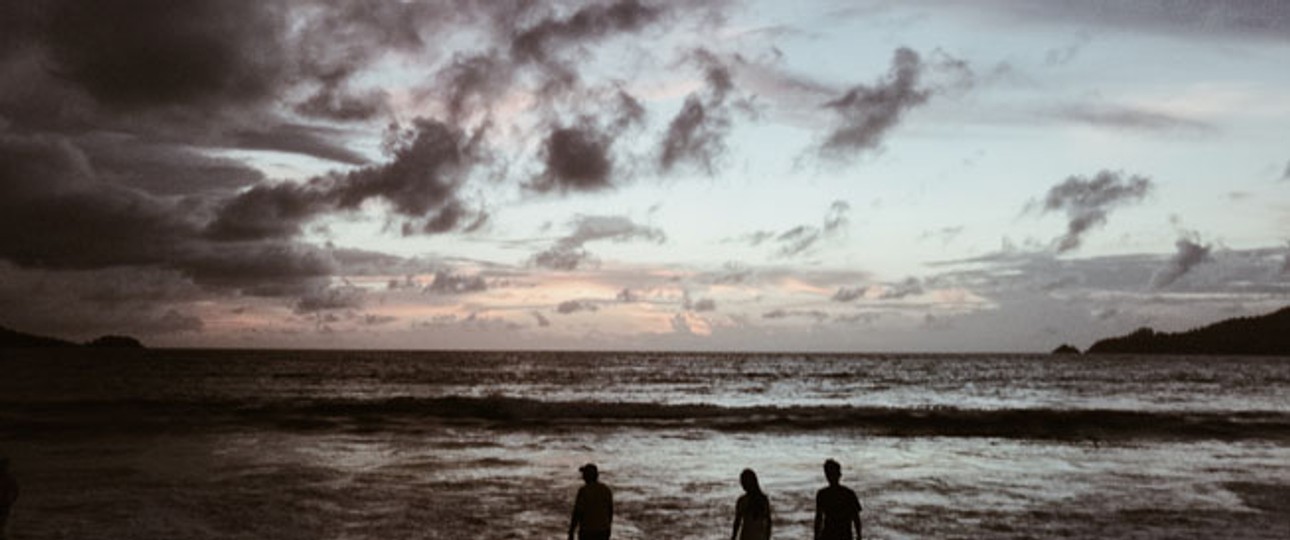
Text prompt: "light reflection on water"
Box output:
[[7, 427, 1289, 539]]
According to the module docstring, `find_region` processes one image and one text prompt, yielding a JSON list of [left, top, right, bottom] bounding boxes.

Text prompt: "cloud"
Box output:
[[294, 283, 365, 314], [1052, 103, 1213, 133], [762, 309, 829, 322], [1044, 32, 1092, 67], [555, 299, 599, 314], [0, 262, 210, 339], [531, 215, 666, 270], [669, 313, 695, 334], [38, 0, 287, 111], [78, 137, 265, 196], [1150, 236, 1213, 289], [745, 201, 850, 258], [831, 287, 864, 302], [530, 311, 551, 327], [528, 89, 647, 194], [227, 124, 370, 165], [1281, 243, 1290, 275], [531, 125, 614, 193], [1036, 170, 1154, 253], [1281, 161, 1290, 182], [510, 0, 663, 67], [208, 118, 483, 241], [692, 298, 717, 312], [424, 271, 488, 295], [833, 277, 924, 302], [967, 0, 1290, 43], [659, 49, 739, 174], [0, 130, 350, 298], [918, 226, 965, 246], [818, 47, 931, 160]]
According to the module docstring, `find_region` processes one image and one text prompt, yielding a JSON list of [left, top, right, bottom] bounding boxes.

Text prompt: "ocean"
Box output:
[[1, 349, 1287, 539]]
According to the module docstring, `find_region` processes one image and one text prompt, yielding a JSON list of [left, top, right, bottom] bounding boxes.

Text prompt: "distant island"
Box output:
[[1051, 344, 1081, 355], [1085, 306, 1290, 356], [0, 325, 145, 349], [86, 335, 146, 349]]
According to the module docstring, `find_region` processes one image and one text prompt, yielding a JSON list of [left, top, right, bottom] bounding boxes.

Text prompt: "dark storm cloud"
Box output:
[[1036, 170, 1154, 253], [531, 215, 666, 270], [818, 48, 930, 159], [532, 125, 614, 192], [0, 0, 475, 169], [38, 0, 287, 111], [79, 137, 265, 196], [659, 49, 738, 174], [531, 310, 552, 327], [0, 133, 197, 269], [1053, 103, 1213, 133], [691, 298, 717, 312], [204, 181, 331, 242], [1150, 236, 1213, 289], [0, 263, 210, 339], [182, 243, 336, 295], [1280, 161, 1290, 182], [425, 270, 488, 295], [334, 119, 478, 216], [0, 130, 340, 296], [208, 118, 483, 241], [1281, 243, 1290, 275]]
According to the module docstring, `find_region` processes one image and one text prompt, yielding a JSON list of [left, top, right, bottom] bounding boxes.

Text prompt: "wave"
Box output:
[[3, 396, 1288, 441]]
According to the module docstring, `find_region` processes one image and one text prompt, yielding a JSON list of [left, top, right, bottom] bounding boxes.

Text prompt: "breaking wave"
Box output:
[[4, 396, 1288, 441]]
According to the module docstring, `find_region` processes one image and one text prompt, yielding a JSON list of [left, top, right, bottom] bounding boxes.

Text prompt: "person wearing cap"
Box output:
[[0, 457, 16, 540], [568, 463, 613, 540], [813, 459, 861, 540]]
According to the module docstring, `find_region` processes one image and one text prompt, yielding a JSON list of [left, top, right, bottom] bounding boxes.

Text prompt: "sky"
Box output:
[[1, 0, 1289, 351]]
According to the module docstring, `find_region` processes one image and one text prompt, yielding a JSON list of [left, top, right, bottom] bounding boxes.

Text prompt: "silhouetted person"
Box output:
[[0, 457, 16, 540], [814, 459, 861, 540], [568, 463, 613, 540], [732, 468, 772, 540]]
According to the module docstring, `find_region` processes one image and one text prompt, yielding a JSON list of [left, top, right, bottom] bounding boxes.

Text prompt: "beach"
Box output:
[[2, 349, 1287, 539]]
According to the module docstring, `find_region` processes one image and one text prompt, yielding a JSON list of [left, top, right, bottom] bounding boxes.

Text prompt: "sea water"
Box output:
[[1, 349, 1287, 539]]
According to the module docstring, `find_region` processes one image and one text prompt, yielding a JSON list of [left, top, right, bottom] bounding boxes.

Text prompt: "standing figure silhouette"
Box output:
[[813, 459, 862, 540], [568, 463, 613, 540], [732, 468, 772, 540]]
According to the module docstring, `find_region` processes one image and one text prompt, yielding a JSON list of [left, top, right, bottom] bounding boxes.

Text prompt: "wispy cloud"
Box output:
[[817, 48, 934, 160], [531, 215, 666, 270], [1034, 170, 1154, 253], [737, 201, 850, 258], [1051, 103, 1214, 133]]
